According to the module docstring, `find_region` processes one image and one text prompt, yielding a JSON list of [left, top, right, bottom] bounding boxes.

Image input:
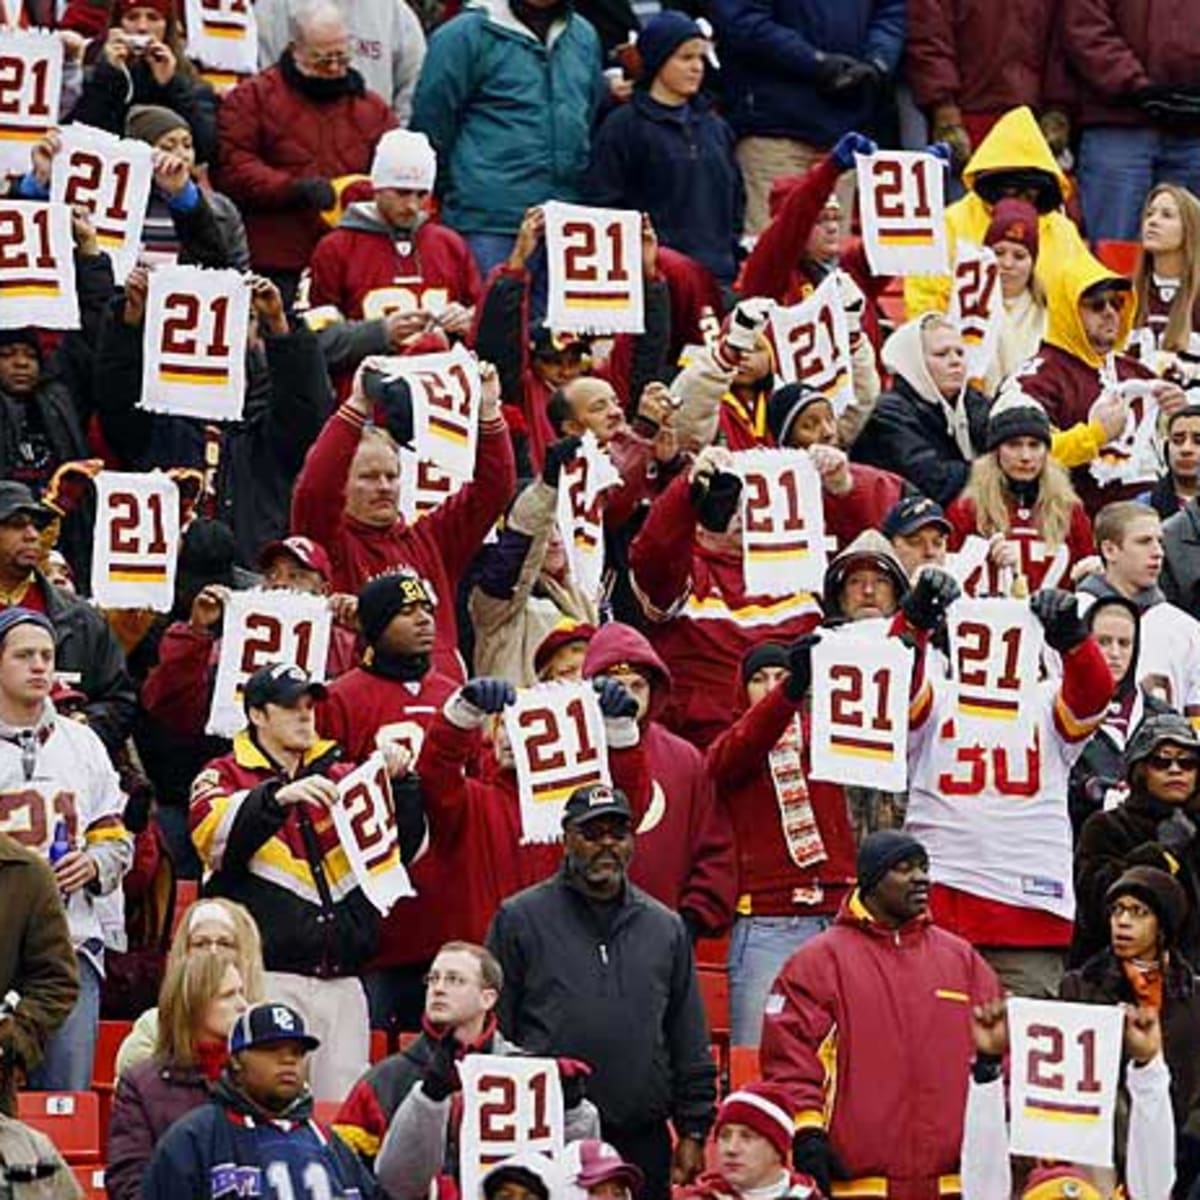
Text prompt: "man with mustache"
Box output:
[[761, 831, 1000, 1199]]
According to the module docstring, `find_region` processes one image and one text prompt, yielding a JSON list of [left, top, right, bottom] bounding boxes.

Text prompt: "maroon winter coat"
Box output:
[[906, 0, 1059, 116], [582, 622, 737, 937], [105, 1059, 209, 1200], [215, 57, 396, 272], [1061, 0, 1200, 129]]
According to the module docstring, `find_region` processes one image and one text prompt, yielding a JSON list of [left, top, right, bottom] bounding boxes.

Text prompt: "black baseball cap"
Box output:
[[0, 481, 52, 528], [882, 496, 951, 539], [562, 783, 632, 829], [242, 663, 327, 713], [229, 1003, 320, 1054]]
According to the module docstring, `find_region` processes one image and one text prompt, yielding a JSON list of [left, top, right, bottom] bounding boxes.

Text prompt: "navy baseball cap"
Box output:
[[562, 783, 632, 829], [242, 663, 327, 713], [0, 481, 52, 528], [229, 1003, 320, 1054], [882, 496, 951, 540]]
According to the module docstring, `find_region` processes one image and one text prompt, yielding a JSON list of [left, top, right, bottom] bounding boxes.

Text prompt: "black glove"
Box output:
[[1132, 85, 1200, 123], [1157, 810, 1198, 855], [792, 1130, 836, 1194], [693, 470, 742, 533], [900, 568, 961, 632], [838, 58, 886, 95], [542, 436, 583, 487], [461, 677, 517, 714], [811, 51, 862, 95], [293, 177, 337, 210], [1031, 588, 1088, 652], [1128, 840, 1182, 875], [593, 676, 639, 720], [784, 633, 822, 701], [421, 1034, 461, 1102]]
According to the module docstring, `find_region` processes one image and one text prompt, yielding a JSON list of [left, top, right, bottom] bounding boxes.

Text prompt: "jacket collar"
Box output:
[[1078, 946, 1198, 1001], [837, 887, 932, 943], [232, 730, 338, 773]]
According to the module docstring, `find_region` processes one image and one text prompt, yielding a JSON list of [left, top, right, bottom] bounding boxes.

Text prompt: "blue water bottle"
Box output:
[[48, 818, 70, 867]]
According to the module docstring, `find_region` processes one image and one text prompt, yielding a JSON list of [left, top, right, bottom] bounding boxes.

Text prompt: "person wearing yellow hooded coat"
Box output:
[[1011, 252, 1189, 515], [904, 106, 1088, 322]]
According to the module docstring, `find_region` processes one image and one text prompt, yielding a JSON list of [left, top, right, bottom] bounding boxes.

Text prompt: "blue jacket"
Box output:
[[411, 0, 606, 236], [710, 0, 905, 145], [586, 91, 745, 285], [141, 1079, 378, 1199]]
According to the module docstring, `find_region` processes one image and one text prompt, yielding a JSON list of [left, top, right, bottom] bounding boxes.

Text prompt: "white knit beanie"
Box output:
[[371, 129, 437, 193]]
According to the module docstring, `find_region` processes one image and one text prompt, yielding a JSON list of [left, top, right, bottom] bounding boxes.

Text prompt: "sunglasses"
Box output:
[[1081, 294, 1127, 315], [1146, 752, 1200, 772]]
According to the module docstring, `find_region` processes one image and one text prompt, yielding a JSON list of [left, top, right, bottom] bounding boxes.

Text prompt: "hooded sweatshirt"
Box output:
[[304, 201, 481, 328], [850, 316, 991, 505], [904, 107, 1089, 319], [1019, 251, 1155, 515], [583, 623, 737, 936]]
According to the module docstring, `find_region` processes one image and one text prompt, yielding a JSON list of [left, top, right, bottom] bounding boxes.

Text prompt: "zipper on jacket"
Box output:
[[598, 943, 609, 966]]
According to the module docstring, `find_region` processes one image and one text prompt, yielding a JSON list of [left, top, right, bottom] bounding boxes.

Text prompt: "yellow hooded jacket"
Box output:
[[903, 107, 1088, 319]]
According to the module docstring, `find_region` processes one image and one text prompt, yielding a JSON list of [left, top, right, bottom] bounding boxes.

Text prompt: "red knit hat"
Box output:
[[984, 197, 1039, 260], [1021, 1164, 1102, 1200], [117, 0, 174, 17], [714, 1083, 795, 1162]]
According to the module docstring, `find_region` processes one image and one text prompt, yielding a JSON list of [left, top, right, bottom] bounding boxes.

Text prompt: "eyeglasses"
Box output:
[[301, 49, 351, 68], [1081, 295, 1127, 315], [1146, 752, 1200, 772], [1109, 901, 1153, 920], [423, 970, 474, 989]]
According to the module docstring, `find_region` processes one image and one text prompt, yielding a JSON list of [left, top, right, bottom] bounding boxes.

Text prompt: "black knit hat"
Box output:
[[857, 830, 927, 895], [741, 641, 789, 684], [0, 327, 42, 363], [357, 571, 433, 645], [987, 389, 1052, 451], [766, 383, 827, 447], [1106, 866, 1187, 945]]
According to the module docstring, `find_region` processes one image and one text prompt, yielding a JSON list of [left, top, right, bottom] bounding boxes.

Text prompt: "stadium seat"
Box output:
[[370, 1028, 391, 1062], [1094, 239, 1140, 277], [171, 880, 200, 936], [71, 1164, 106, 1199], [729, 1045, 760, 1091], [92, 1020, 132, 1092], [695, 932, 730, 968], [697, 967, 730, 1038], [17, 1092, 101, 1163]]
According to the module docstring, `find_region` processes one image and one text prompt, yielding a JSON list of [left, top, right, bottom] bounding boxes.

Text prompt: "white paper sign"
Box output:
[[1008, 998, 1123, 1167], [0, 200, 77, 329], [948, 598, 1045, 749], [544, 200, 644, 335], [0, 31, 62, 176], [736, 448, 828, 595], [330, 752, 414, 915], [856, 150, 948, 276], [809, 632, 912, 791], [207, 589, 332, 737], [503, 681, 611, 844], [379, 343, 481, 481], [140, 265, 249, 421], [50, 123, 152, 284], [555, 432, 620, 600], [90, 471, 180, 611], [949, 240, 1003, 383], [459, 1056, 565, 1200], [768, 272, 855, 417], [184, 0, 259, 75], [1090, 380, 1162, 488], [398, 449, 467, 523]]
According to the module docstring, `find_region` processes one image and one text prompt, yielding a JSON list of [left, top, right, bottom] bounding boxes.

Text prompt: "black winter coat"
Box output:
[[851, 377, 991, 506], [486, 868, 716, 1135]]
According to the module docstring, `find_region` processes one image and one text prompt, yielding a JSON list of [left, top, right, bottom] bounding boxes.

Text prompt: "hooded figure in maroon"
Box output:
[[583, 622, 737, 940]]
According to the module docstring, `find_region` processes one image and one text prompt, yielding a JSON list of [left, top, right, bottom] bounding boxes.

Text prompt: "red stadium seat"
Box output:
[[92, 1020, 131, 1091], [370, 1029, 391, 1063], [695, 933, 730, 968], [71, 1164, 106, 1199], [171, 880, 200, 937], [729, 1045, 760, 1092], [17, 1092, 100, 1163], [697, 967, 730, 1038], [1094, 239, 1140, 277]]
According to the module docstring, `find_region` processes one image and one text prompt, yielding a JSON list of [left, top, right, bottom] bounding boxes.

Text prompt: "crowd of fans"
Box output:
[[1, 0, 1200, 1197]]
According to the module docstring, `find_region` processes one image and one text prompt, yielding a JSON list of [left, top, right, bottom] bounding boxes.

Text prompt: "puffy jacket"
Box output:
[[761, 892, 1001, 1200], [904, 107, 1088, 318], [411, 0, 605, 236], [189, 733, 380, 977], [710, 0, 905, 145], [583, 622, 737, 936], [906, 0, 1059, 115], [1163, 497, 1200, 620], [850, 318, 991, 506], [216, 54, 396, 272], [487, 867, 717, 1136], [586, 91, 744, 286], [105, 1058, 210, 1200], [1061, 0, 1200, 130]]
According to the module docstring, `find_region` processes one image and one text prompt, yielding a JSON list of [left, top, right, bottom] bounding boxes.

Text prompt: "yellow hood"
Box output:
[[962, 105, 1069, 199], [1044, 252, 1136, 368]]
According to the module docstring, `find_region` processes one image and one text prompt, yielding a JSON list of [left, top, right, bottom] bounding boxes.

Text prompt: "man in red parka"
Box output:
[[290, 358, 515, 680], [216, 1, 396, 300], [761, 831, 1001, 1200], [582, 622, 737, 942]]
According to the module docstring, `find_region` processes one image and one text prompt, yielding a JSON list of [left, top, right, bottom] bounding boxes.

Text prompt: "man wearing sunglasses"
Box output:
[[1015, 252, 1188, 516], [1074, 712, 1200, 966]]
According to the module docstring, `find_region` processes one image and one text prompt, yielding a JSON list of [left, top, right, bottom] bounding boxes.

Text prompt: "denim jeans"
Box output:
[[728, 914, 833, 1047], [464, 232, 548, 324], [1077, 126, 1200, 242], [28, 953, 101, 1092]]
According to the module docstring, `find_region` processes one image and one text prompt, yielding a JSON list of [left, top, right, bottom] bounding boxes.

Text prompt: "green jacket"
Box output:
[[412, 0, 605, 235]]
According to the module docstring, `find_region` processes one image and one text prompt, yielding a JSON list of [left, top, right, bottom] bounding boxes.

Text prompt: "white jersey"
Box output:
[[906, 676, 1099, 922], [0, 700, 131, 956]]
